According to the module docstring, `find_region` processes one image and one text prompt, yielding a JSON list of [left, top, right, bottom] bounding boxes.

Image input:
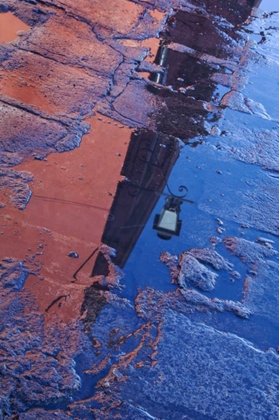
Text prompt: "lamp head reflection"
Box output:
[[153, 195, 183, 240]]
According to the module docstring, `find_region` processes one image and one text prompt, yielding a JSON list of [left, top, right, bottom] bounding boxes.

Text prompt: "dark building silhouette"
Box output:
[[92, 129, 180, 271]]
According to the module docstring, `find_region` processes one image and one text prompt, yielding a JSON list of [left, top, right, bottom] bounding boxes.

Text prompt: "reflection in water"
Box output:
[[90, 0, 260, 277], [146, 0, 261, 141], [2, 114, 131, 324], [153, 195, 184, 240], [0, 11, 29, 43], [150, 45, 216, 102], [258, 0, 278, 12], [92, 129, 180, 271], [83, 1, 264, 334]]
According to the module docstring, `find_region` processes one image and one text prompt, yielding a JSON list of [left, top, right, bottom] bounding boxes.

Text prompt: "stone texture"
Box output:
[[0, 257, 93, 416], [223, 236, 279, 326], [17, 410, 72, 420], [13, 15, 122, 77], [215, 127, 279, 171], [112, 79, 157, 126], [117, 312, 279, 419], [188, 247, 234, 271], [0, 168, 33, 210], [160, 248, 234, 292], [224, 236, 277, 266], [135, 286, 250, 320], [0, 47, 109, 117], [44, 0, 145, 38], [0, 101, 86, 163], [178, 251, 218, 291]]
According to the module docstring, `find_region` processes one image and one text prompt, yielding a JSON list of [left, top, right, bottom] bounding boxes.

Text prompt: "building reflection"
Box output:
[[90, 0, 260, 275], [92, 129, 180, 272]]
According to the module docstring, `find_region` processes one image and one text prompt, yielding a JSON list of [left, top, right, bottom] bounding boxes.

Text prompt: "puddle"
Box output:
[[0, 115, 131, 322], [149, 9, 165, 22], [259, 0, 279, 12], [139, 37, 161, 60], [87, 0, 279, 352], [2, 0, 279, 417], [139, 71, 152, 78], [120, 37, 160, 62], [0, 11, 29, 43]]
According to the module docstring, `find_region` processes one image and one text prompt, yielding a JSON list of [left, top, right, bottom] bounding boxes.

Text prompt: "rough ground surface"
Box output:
[[1, 0, 279, 419]]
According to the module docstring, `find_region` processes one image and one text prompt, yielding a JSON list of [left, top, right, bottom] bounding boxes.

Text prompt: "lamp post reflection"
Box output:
[[153, 195, 183, 240]]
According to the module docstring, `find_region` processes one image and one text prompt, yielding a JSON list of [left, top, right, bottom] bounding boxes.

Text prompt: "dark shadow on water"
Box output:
[[95, 129, 180, 269]]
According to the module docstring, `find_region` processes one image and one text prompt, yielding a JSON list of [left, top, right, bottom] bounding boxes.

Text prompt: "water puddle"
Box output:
[[2, 0, 279, 417], [0, 115, 131, 322], [0, 11, 29, 43], [85, 0, 279, 351], [120, 37, 160, 63], [140, 37, 161, 61], [259, 0, 279, 12], [149, 9, 165, 22]]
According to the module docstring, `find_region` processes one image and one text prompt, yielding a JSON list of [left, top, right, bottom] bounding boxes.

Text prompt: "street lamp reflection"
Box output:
[[153, 195, 183, 240]]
